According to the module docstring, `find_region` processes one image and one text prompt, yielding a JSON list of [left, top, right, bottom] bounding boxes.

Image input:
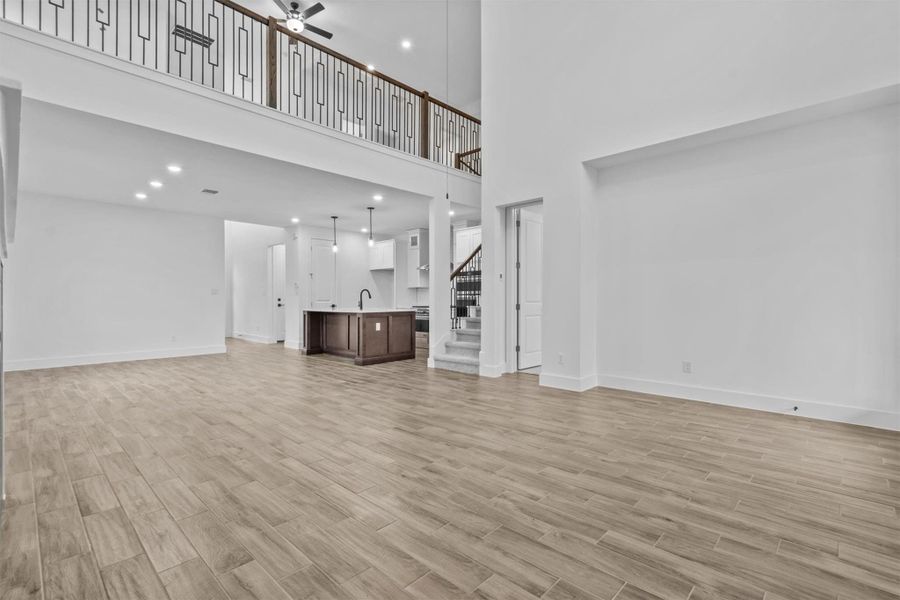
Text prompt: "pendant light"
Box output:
[[367, 207, 375, 247], [331, 216, 339, 253]]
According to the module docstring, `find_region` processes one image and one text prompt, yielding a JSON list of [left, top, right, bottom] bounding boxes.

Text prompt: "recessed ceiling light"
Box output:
[[149, 180, 163, 188], [401, 39, 412, 50], [448, 210, 455, 216], [373, 194, 383, 202], [291, 217, 300, 224], [367, 64, 375, 71], [167, 164, 182, 173], [361, 227, 368, 233], [135, 192, 147, 200]]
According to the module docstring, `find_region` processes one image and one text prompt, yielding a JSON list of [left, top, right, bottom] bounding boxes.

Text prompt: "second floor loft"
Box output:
[[1, 0, 482, 176]]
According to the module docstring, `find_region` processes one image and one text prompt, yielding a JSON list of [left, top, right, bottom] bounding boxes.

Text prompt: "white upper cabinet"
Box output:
[[454, 226, 482, 267], [369, 239, 395, 270]]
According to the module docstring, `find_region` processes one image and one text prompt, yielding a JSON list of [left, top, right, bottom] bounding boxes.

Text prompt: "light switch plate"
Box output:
[[375, 322, 381, 331]]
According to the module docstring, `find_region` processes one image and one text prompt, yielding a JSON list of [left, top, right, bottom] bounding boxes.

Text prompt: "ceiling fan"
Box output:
[[273, 1, 333, 39]]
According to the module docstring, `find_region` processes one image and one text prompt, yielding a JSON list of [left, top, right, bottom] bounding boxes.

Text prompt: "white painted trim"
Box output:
[[540, 372, 598, 392], [584, 84, 900, 170], [5, 345, 227, 371], [479, 363, 503, 378], [284, 338, 301, 350], [596, 374, 900, 432], [232, 333, 276, 345]]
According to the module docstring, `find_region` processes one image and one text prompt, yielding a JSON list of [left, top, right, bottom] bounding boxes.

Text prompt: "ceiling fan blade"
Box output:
[[300, 2, 325, 20], [304, 23, 333, 39], [272, 0, 293, 14]]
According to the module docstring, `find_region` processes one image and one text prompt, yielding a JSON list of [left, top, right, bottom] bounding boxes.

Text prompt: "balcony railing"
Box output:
[[1, 0, 481, 174]]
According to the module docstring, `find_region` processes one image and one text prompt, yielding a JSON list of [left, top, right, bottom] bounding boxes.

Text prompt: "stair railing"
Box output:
[[450, 243, 482, 330], [1, 0, 481, 174], [454, 147, 481, 176]]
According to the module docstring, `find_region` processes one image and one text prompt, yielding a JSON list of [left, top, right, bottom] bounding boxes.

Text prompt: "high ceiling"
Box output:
[[18, 100, 474, 234], [241, 0, 481, 115]]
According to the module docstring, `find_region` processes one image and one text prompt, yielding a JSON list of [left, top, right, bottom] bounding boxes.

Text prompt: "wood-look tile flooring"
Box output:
[[2, 339, 899, 600]]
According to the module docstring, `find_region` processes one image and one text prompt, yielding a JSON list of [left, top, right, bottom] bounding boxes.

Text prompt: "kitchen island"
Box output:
[[302, 309, 416, 365]]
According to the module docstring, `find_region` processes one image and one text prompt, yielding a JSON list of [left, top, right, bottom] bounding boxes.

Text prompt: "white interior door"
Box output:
[[518, 205, 543, 369], [310, 238, 336, 309], [271, 244, 286, 342]]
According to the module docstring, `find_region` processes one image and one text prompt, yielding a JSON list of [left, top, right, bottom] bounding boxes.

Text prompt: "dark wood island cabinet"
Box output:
[[303, 309, 416, 365]]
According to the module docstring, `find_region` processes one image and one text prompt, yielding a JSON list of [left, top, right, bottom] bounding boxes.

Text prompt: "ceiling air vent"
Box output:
[[201, 189, 219, 195], [172, 25, 215, 49]]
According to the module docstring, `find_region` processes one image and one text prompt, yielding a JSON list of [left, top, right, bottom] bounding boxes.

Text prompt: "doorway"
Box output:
[[268, 243, 286, 343], [509, 202, 543, 372]]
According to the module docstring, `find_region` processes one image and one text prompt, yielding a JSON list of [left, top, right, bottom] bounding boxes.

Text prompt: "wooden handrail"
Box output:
[[428, 98, 481, 126], [457, 159, 480, 176], [211, 0, 478, 123], [217, 0, 267, 22], [451, 243, 482, 280], [454, 147, 481, 174], [274, 24, 424, 97]]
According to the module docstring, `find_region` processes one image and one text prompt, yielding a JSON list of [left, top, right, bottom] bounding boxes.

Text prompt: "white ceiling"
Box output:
[[18, 100, 457, 234], [242, 0, 481, 115]]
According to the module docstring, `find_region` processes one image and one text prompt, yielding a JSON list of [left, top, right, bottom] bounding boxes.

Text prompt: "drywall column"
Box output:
[[284, 225, 303, 349], [428, 194, 451, 366], [534, 168, 599, 392], [478, 199, 505, 376]]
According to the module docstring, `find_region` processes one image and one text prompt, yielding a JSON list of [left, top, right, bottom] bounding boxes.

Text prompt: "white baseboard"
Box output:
[[5, 345, 227, 371], [232, 333, 276, 344], [284, 338, 301, 350], [595, 374, 900, 431], [540, 371, 598, 392], [426, 331, 451, 370], [479, 363, 504, 378]]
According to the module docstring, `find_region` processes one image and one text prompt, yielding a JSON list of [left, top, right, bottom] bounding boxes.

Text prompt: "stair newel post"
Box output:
[[420, 91, 430, 159], [266, 17, 278, 109]]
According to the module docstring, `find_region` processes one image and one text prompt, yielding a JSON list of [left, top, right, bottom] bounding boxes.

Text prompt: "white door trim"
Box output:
[[504, 199, 544, 373], [268, 243, 286, 343]]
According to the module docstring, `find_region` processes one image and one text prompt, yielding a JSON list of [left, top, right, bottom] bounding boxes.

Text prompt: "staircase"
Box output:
[[434, 244, 482, 374]]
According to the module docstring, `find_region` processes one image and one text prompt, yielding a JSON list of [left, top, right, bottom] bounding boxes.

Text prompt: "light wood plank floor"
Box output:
[[2, 339, 898, 600]]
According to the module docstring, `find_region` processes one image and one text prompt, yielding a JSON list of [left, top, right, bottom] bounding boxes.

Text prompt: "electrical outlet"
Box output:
[[171, 336, 176, 342], [210, 288, 219, 295], [682, 361, 692, 374], [558, 353, 564, 365]]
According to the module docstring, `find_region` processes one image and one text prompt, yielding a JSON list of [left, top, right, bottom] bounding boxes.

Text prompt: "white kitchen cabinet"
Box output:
[[369, 239, 395, 270], [454, 226, 482, 267]]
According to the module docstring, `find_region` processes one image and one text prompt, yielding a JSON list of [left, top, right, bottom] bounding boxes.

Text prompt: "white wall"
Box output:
[[225, 221, 286, 343], [480, 0, 900, 427], [6, 193, 226, 369], [596, 105, 899, 427]]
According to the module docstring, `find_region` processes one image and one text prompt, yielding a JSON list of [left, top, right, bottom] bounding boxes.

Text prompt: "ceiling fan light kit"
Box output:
[[286, 17, 304, 33], [275, 0, 333, 39]]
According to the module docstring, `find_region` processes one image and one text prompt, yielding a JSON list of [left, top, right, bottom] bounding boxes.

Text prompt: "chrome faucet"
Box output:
[[358, 288, 372, 310]]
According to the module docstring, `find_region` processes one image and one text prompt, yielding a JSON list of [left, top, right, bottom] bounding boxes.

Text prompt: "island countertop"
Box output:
[[306, 308, 416, 314], [302, 309, 416, 365]]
